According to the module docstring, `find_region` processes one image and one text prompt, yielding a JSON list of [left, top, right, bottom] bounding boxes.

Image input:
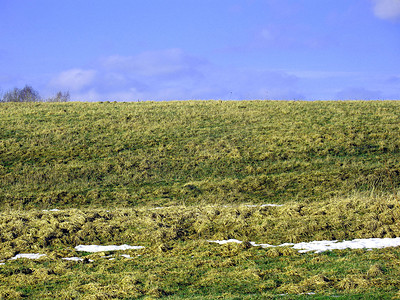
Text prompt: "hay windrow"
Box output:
[[0, 195, 398, 257]]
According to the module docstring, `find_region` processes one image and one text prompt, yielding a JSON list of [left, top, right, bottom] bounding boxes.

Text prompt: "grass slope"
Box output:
[[1, 100, 400, 208], [1, 100, 400, 298]]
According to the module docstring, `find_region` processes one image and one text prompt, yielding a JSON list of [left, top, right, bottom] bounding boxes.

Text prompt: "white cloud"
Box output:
[[260, 28, 274, 41], [50, 68, 96, 91], [386, 75, 400, 84], [101, 48, 205, 78], [287, 70, 360, 79], [48, 49, 305, 101], [255, 24, 332, 50], [372, 0, 400, 21], [335, 87, 382, 100], [47, 48, 399, 101]]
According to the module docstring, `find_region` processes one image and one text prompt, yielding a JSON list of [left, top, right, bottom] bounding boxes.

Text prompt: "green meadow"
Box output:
[[1, 100, 400, 299]]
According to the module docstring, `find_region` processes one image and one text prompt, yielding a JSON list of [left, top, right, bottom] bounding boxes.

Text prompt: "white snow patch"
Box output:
[[208, 239, 276, 248], [62, 257, 87, 262], [207, 239, 243, 245], [10, 253, 46, 260], [293, 238, 400, 253], [42, 209, 60, 212], [65, 257, 94, 262], [245, 204, 283, 208], [120, 254, 132, 259], [250, 241, 277, 248], [75, 244, 144, 253], [208, 237, 400, 253]]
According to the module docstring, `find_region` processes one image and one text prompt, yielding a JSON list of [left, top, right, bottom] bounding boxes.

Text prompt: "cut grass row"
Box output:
[[1, 193, 399, 259], [1, 195, 400, 298]]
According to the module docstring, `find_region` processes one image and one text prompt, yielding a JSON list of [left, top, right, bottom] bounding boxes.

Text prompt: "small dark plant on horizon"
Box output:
[[47, 91, 70, 102]]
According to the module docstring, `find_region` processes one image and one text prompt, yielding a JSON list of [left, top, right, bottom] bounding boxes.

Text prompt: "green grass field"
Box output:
[[1, 100, 400, 299]]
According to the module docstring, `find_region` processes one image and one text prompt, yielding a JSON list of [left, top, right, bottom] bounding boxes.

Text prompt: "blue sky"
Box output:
[[0, 0, 399, 101]]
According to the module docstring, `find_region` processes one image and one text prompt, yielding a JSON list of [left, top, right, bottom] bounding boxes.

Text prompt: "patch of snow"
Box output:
[[249, 241, 277, 248], [75, 244, 144, 253], [207, 239, 243, 245], [245, 204, 283, 208], [63, 257, 84, 261], [42, 209, 60, 212], [208, 237, 400, 253], [208, 239, 277, 248], [120, 254, 132, 259], [278, 242, 296, 247], [293, 238, 400, 253], [0, 263, 5, 265], [62, 257, 94, 262], [10, 253, 46, 260]]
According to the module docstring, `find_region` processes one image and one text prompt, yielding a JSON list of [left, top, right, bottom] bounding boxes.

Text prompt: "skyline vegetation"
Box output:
[[0, 85, 70, 103]]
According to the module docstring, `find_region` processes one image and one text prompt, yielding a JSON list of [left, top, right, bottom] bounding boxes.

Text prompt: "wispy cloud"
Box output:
[[47, 47, 398, 102], [386, 75, 400, 84], [48, 49, 303, 101], [100, 49, 205, 78], [253, 23, 334, 51], [335, 87, 382, 100], [50, 69, 96, 91], [372, 0, 400, 21]]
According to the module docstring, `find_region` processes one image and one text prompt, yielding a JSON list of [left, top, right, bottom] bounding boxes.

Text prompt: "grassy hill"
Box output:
[[1, 100, 400, 208], [2, 100, 400, 299]]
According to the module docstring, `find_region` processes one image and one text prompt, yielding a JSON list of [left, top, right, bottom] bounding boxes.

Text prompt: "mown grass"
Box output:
[[2, 100, 400, 298]]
